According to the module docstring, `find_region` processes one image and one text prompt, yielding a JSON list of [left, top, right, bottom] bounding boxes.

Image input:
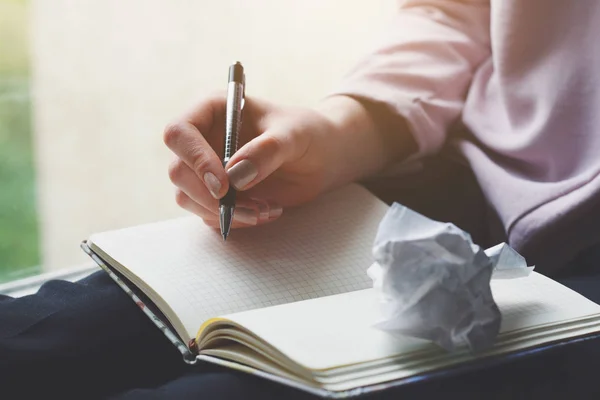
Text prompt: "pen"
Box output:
[[220, 61, 245, 241]]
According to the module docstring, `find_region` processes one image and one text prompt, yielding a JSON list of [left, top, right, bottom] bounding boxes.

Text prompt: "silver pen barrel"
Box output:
[[223, 63, 245, 166], [220, 61, 245, 240]]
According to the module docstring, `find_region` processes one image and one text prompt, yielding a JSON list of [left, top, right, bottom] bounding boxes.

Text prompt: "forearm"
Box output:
[[315, 95, 417, 189]]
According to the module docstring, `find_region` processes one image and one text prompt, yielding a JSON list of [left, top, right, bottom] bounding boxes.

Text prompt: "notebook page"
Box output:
[[88, 184, 389, 342], [224, 272, 600, 371]]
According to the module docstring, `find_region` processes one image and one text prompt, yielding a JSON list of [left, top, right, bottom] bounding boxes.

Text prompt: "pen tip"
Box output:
[[222, 232, 228, 241]]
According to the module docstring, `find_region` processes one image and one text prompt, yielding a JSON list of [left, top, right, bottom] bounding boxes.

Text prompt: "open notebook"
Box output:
[[81, 184, 600, 397]]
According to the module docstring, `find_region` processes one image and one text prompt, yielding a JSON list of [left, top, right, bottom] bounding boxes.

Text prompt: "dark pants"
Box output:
[[2, 158, 600, 399]]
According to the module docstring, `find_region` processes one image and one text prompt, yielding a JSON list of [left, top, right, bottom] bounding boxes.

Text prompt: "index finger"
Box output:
[[163, 97, 230, 199]]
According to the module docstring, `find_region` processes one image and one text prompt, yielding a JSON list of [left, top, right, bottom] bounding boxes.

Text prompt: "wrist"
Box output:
[[315, 94, 375, 135], [313, 95, 413, 188]]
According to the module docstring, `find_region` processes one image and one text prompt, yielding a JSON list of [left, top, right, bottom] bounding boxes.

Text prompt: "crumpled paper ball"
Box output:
[[367, 203, 532, 352]]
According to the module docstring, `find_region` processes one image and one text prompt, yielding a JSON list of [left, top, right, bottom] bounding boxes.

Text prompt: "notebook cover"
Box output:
[[80, 240, 600, 398]]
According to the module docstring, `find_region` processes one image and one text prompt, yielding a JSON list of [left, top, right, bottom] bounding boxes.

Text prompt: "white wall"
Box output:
[[30, 0, 396, 270]]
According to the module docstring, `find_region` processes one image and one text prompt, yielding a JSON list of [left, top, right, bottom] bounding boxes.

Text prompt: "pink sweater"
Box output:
[[336, 0, 600, 274]]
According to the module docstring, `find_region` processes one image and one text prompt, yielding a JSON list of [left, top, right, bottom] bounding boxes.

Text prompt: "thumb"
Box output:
[[225, 129, 308, 191]]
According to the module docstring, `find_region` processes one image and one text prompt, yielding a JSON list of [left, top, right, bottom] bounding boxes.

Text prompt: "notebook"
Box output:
[[81, 184, 600, 397]]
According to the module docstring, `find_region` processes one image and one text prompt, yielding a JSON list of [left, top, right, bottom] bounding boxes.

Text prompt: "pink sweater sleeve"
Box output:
[[334, 0, 491, 157]]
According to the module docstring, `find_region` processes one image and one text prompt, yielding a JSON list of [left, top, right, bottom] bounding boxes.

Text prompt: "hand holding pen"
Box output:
[[164, 64, 397, 235]]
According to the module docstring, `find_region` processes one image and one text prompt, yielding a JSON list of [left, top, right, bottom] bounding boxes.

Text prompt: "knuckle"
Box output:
[[260, 134, 285, 155], [174, 189, 188, 208], [163, 122, 186, 147], [168, 159, 185, 183], [191, 149, 213, 176]]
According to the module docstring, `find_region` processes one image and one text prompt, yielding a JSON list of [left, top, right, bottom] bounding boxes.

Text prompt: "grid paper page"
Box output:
[[89, 184, 389, 341]]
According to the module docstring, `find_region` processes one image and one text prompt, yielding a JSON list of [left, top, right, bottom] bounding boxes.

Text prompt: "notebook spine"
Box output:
[[80, 241, 198, 364]]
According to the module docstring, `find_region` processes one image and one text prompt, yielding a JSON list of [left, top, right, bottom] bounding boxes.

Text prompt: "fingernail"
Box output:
[[227, 160, 258, 190], [203, 172, 222, 199], [233, 207, 258, 225], [269, 204, 283, 219]]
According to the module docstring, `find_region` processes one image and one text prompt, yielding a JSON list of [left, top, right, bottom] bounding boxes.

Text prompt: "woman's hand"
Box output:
[[164, 93, 412, 229]]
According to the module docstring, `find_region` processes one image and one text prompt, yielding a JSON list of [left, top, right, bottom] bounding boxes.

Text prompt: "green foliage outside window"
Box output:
[[0, 0, 41, 282]]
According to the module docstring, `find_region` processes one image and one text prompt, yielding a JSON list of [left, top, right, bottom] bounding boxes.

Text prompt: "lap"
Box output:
[[112, 339, 600, 400], [109, 369, 315, 400], [0, 271, 186, 399]]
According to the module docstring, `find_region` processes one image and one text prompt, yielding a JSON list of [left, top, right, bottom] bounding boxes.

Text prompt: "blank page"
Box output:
[[225, 272, 600, 372], [89, 184, 389, 342]]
